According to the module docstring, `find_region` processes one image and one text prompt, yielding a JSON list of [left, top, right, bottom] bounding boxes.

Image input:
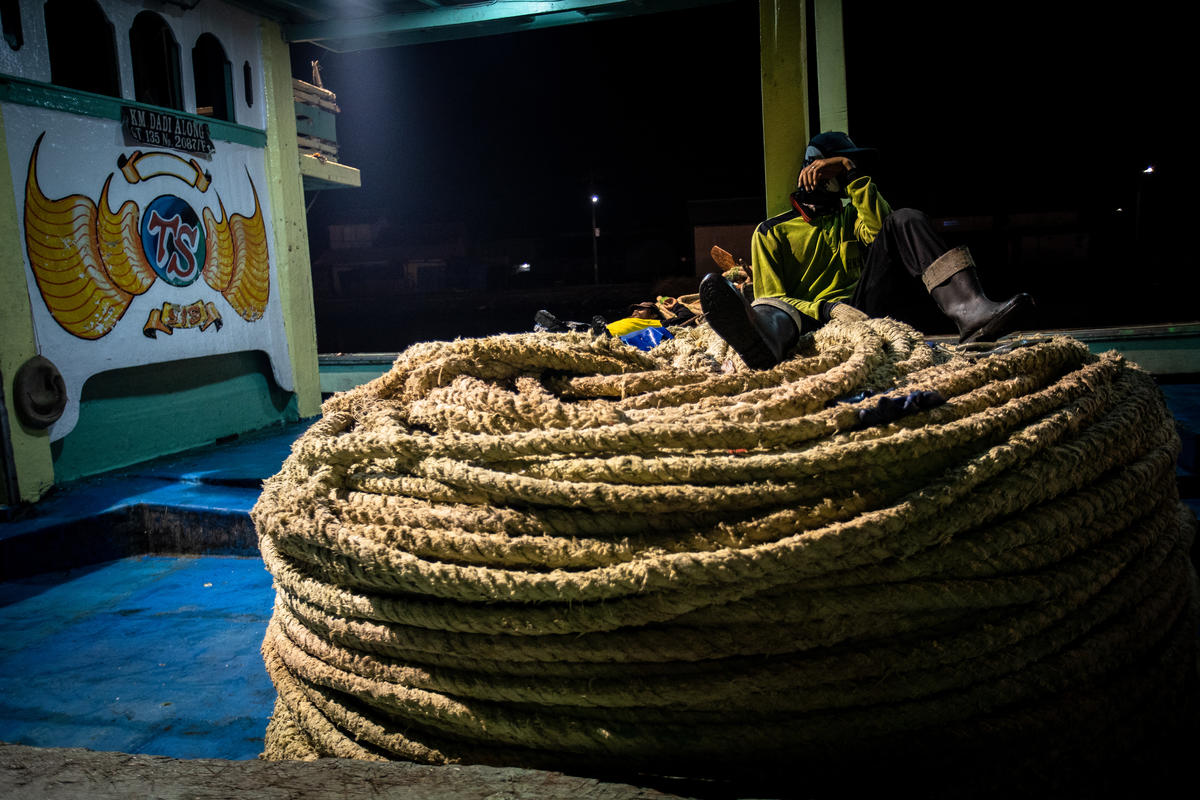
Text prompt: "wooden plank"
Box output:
[[296, 133, 339, 158], [299, 153, 361, 190], [292, 78, 340, 112]]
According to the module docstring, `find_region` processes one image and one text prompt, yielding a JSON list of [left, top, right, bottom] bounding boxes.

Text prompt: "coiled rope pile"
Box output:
[[253, 318, 1198, 782]]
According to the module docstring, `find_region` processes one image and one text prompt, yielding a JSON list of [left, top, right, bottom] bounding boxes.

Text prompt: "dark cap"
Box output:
[[805, 131, 878, 164]]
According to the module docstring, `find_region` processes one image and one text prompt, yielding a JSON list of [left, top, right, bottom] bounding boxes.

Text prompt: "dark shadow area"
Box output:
[[44, 0, 120, 97], [192, 32, 235, 121], [291, 0, 764, 352], [845, 2, 1185, 332], [0, 559, 112, 608], [293, 1, 1188, 352], [0, 502, 258, 583], [129, 10, 183, 110]]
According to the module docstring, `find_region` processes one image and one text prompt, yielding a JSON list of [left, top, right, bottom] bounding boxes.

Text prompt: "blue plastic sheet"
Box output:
[[619, 325, 674, 351]]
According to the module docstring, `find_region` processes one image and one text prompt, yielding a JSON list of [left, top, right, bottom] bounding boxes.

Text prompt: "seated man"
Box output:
[[700, 131, 1033, 369]]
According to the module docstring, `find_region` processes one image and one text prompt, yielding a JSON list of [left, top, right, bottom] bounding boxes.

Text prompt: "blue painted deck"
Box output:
[[1, 327, 1199, 761], [0, 422, 309, 760], [0, 556, 275, 759]]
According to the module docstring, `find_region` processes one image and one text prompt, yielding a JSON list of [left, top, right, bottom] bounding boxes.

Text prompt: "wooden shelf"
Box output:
[[298, 152, 360, 190]]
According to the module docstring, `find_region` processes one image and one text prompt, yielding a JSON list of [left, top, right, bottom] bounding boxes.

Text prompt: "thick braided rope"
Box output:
[[254, 318, 1198, 776]]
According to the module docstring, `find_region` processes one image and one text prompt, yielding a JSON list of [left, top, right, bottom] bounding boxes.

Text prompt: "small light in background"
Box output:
[[590, 195, 600, 284], [515, 262, 531, 273], [1143, 165, 1155, 174]]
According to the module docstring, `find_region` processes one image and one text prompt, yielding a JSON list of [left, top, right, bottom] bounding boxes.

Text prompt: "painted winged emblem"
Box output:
[[23, 132, 271, 340]]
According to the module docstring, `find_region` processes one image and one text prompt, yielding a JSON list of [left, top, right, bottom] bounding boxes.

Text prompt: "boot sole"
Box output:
[[961, 294, 1035, 343], [699, 275, 779, 369]]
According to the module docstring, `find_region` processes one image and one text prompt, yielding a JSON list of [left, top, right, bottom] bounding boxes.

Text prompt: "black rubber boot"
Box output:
[[923, 248, 1034, 343], [700, 273, 798, 369]]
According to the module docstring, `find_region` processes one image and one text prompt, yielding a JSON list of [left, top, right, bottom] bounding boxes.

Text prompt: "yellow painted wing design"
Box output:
[[97, 174, 156, 295], [23, 134, 150, 340], [202, 196, 234, 292], [203, 173, 270, 321]]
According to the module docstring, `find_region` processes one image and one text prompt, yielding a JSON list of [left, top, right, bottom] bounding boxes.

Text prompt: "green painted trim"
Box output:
[[318, 353, 401, 365], [290, 0, 639, 40], [760, 0, 810, 218], [1083, 342, 1200, 377], [1040, 322, 1200, 342], [0, 104, 55, 503], [319, 362, 394, 395], [0, 73, 267, 149], [285, 0, 733, 52], [50, 351, 297, 483], [813, 0, 847, 134], [924, 324, 1200, 378], [261, 21, 321, 419], [1047, 323, 1200, 377]]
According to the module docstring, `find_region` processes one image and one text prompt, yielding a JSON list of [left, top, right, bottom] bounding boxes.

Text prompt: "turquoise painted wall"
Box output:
[[50, 351, 297, 483]]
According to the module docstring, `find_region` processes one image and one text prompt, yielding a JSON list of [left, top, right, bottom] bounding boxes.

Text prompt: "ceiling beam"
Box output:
[[286, 0, 732, 51]]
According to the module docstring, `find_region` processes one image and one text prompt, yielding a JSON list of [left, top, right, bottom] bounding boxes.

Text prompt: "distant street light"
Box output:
[[1135, 164, 1155, 247], [590, 194, 600, 285]]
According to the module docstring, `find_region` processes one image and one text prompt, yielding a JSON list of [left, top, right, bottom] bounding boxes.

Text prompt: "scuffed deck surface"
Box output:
[[0, 744, 686, 800]]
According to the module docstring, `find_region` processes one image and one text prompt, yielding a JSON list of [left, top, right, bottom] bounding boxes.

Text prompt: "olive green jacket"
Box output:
[[750, 175, 892, 321]]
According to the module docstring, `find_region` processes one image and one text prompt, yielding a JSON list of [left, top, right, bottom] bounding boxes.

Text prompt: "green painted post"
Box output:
[[261, 20, 321, 420], [813, 0, 848, 134], [0, 105, 55, 503], [759, 0, 810, 218], [758, 0, 847, 219]]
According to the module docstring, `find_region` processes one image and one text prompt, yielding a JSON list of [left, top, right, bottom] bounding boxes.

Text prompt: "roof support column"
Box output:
[[813, 0, 848, 134], [261, 19, 321, 419], [0, 106, 55, 504], [758, 0, 846, 217]]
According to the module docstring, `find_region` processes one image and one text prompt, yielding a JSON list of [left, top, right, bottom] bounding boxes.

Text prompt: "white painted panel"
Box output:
[[2, 101, 293, 441]]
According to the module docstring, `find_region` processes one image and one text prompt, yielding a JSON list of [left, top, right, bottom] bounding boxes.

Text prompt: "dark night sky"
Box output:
[[293, 0, 765, 253], [843, 3, 1182, 219], [292, 0, 1186, 323]]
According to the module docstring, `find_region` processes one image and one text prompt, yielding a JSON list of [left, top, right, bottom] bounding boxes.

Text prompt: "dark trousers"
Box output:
[[851, 208, 949, 327]]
